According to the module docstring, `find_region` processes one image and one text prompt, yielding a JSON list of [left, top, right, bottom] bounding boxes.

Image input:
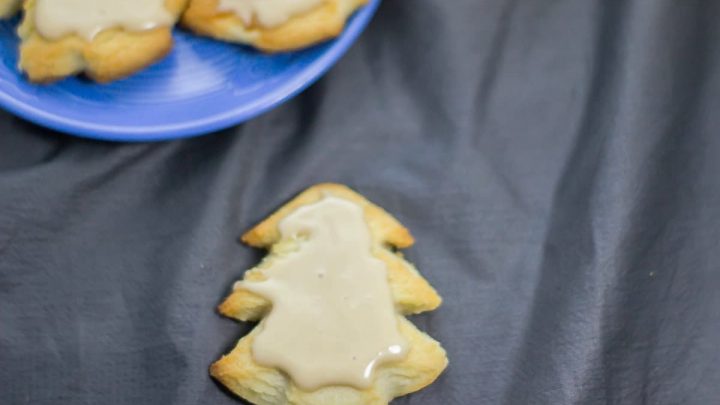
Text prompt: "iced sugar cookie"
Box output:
[[18, 0, 188, 82], [212, 183, 447, 405], [182, 0, 368, 52]]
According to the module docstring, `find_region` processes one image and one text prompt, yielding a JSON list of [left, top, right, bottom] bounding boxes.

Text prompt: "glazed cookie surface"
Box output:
[[212, 183, 447, 405], [182, 0, 369, 52], [18, 0, 189, 83]]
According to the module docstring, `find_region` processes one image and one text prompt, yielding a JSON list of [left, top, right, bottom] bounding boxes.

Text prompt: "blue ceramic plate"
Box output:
[[0, 1, 380, 142]]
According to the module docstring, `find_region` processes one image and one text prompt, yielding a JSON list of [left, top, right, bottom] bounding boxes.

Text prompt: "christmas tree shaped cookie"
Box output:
[[212, 183, 447, 405]]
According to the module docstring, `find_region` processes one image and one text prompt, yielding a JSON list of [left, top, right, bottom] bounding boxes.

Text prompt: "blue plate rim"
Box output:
[[0, 0, 380, 142]]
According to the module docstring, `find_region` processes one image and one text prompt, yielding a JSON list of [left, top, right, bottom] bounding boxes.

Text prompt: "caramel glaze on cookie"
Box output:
[[18, 0, 188, 83], [182, 0, 369, 52], [212, 184, 448, 405]]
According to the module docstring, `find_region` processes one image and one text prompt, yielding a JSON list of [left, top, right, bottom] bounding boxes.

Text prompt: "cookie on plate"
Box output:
[[211, 183, 447, 405], [182, 0, 368, 52], [18, 0, 188, 83]]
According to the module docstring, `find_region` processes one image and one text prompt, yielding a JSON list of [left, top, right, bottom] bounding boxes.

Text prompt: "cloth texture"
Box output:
[[1, 0, 719, 404]]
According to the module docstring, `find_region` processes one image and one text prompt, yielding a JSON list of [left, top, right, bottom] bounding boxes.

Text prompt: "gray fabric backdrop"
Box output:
[[1, 0, 720, 404]]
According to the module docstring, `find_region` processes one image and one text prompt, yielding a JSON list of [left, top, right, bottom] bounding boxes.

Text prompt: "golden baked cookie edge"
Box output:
[[18, 0, 188, 83], [213, 183, 448, 404]]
